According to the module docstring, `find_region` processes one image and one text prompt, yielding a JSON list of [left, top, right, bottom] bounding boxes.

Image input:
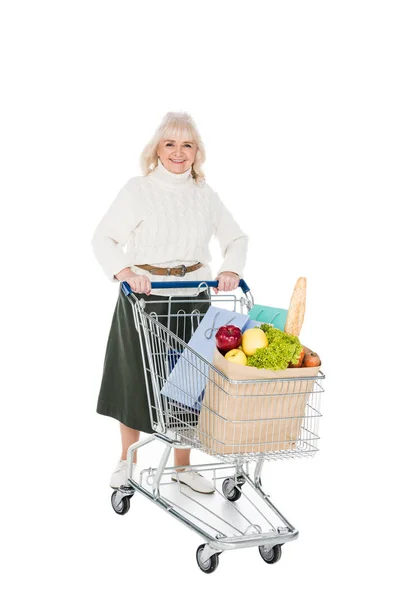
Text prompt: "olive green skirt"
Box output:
[[96, 285, 211, 434]]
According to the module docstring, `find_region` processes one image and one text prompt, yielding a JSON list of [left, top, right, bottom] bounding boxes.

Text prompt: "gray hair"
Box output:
[[139, 111, 206, 184]]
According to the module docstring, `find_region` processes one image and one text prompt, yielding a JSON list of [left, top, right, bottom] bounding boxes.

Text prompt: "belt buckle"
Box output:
[[176, 264, 187, 277]]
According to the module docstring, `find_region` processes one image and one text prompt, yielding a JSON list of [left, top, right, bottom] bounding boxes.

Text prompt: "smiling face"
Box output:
[[157, 136, 198, 174]]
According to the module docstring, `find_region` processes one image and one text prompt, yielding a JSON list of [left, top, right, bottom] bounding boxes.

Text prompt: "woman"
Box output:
[[92, 111, 249, 493]]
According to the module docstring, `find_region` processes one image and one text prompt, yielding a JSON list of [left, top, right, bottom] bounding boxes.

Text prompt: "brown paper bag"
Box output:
[[198, 348, 321, 455]]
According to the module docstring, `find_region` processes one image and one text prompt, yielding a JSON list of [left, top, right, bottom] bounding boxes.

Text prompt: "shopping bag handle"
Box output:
[[121, 279, 250, 296]]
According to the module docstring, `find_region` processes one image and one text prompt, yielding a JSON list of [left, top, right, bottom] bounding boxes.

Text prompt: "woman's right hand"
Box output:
[[115, 268, 152, 295]]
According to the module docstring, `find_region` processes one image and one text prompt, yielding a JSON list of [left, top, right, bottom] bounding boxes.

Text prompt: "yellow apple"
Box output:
[[241, 328, 268, 356], [225, 348, 248, 366]]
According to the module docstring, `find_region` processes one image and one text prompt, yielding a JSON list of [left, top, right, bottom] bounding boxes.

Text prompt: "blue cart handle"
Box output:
[[121, 279, 250, 296]]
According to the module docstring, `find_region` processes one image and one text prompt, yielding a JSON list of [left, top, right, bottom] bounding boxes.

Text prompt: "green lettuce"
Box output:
[[246, 324, 302, 371]]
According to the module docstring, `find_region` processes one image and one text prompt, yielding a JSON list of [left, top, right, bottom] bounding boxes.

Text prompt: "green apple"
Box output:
[[225, 348, 248, 366]]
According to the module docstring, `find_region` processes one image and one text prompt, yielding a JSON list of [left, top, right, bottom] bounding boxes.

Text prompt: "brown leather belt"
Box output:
[[134, 262, 204, 277]]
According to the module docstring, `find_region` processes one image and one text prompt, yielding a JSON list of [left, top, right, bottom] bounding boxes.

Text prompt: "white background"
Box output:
[[1, 1, 399, 597]]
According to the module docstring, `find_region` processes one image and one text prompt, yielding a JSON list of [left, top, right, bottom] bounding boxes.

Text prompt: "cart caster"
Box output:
[[222, 476, 245, 502], [258, 543, 283, 564], [196, 544, 220, 574], [111, 489, 132, 515]]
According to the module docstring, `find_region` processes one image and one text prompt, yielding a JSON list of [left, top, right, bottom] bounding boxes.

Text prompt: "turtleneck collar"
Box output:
[[148, 157, 193, 187]]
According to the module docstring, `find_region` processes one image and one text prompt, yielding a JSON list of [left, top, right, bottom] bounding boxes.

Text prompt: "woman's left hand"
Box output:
[[213, 271, 240, 294]]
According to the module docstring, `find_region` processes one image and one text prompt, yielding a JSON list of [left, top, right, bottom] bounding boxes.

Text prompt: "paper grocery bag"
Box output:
[[198, 348, 320, 455]]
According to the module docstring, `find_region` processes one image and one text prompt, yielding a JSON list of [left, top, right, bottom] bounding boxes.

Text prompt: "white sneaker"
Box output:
[[171, 469, 215, 494], [109, 459, 137, 489]]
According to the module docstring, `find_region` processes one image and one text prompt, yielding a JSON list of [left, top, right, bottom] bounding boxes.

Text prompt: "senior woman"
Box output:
[[92, 111, 249, 493]]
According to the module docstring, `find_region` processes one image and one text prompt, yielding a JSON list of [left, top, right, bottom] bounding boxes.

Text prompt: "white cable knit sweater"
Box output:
[[91, 158, 249, 296]]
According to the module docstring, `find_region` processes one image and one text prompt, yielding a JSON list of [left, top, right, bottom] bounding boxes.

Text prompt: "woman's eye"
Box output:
[[165, 143, 192, 147]]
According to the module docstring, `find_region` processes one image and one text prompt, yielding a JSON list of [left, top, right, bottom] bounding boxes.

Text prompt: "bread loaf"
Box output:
[[284, 277, 307, 337]]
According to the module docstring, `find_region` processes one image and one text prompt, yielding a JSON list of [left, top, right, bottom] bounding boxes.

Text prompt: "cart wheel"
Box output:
[[111, 491, 131, 515], [259, 544, 282, 564], [196, 544, 219, 574], [222, 478, 242, 502]]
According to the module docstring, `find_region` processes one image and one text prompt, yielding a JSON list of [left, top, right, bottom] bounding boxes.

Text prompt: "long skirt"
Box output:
[[96, 285, 211, 434]]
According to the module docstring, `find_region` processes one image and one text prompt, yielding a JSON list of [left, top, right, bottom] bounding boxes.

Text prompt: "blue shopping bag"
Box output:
[[161, 306, 250, 410], [166, 348, 206, 412]]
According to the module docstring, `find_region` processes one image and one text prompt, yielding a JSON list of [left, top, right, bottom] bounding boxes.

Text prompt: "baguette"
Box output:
[[284, 277, 307, 337]]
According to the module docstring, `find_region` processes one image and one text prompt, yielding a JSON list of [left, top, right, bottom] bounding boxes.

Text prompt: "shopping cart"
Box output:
[[110, 280, 325, 573]]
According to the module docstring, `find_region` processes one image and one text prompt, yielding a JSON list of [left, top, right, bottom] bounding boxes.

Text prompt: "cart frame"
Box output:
[[110, 279, 325, 573]]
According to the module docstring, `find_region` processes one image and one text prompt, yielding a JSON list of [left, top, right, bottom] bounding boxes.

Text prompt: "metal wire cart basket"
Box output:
[[111, 280, 325, 573]]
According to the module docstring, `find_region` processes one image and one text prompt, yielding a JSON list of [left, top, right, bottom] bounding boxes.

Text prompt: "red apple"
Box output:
[[215, 325, 242, 353]]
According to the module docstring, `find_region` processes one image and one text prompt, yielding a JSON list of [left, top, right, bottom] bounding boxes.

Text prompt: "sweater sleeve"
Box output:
[[211, 189, 249, 279], [91, 181, 145, 281]]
